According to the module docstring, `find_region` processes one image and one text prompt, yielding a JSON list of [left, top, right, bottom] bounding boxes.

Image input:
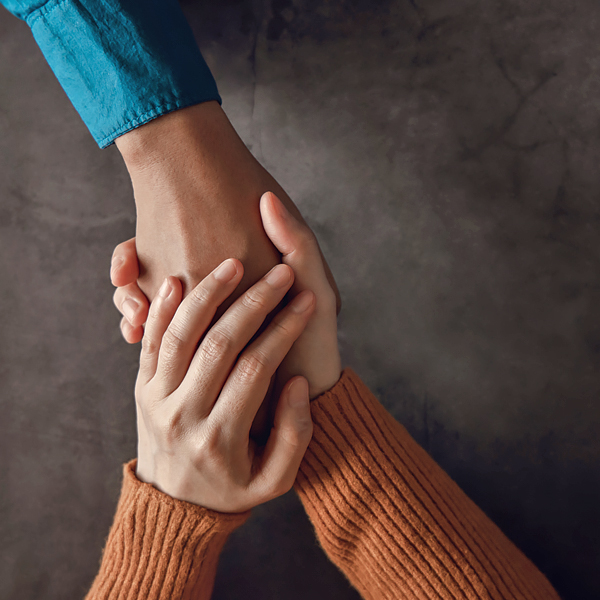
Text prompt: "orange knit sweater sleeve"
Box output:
[[294, 367, 561, 600], [84, 460, 250, 600]]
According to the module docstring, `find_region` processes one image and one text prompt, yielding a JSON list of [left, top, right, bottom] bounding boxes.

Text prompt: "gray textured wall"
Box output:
[[1, 0, 599, 598]]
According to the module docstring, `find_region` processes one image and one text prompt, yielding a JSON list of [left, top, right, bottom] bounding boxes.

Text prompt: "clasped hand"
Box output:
[[111, 192, 342, 512]]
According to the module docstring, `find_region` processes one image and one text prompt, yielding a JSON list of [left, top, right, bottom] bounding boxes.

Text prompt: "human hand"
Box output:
[[112, 191, 342, 401], [115, 101, 341, 319], [134, 258, 315, 512]]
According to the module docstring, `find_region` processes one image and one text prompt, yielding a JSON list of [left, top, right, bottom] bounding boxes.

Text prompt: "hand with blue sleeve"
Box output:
[[2, 0, 342, 438], [1, 0, 341, 310]]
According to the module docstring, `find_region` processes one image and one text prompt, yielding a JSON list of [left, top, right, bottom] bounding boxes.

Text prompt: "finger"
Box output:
[[113, 283, 150, 329], [212, 289, 315, 436], [250, 376, 313, 502], [138, 276, 183, 385], [269, 192, 342, 314], [177, 263, 295, 414], [155, 258, 244, 396], [260, 192, 337, 312], [110, 237, 139, 287], [120, 316, 144, 344]]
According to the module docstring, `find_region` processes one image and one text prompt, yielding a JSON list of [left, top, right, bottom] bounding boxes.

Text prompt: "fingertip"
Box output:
[[110, 238, 140, 287]]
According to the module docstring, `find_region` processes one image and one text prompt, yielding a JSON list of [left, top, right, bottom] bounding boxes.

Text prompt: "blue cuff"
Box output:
[[27, 0, 221, 148]]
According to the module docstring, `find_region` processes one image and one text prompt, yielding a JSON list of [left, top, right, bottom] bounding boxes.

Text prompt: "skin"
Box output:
[[114, 102, 342, 440], [112, 192, 342, 401], [136, 260, 314, 512], [120, 192, 342, 512], [115, 101, 342, 318]]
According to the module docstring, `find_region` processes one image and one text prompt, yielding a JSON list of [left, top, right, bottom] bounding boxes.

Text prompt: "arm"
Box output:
[[1, 0, 341, 316], [4, 0, 341, 438], [88, 250, 316, 598], [295, 370, 561, 600], [110, 194, 561, 599], [252, 198, 560, 599], [84, 461, 249, 600]]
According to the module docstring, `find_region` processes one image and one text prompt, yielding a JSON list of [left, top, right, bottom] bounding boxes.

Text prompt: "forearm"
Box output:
[[85, 460, 249, 600], [295, 368, 561, 600], [115, 101, 308, 246]]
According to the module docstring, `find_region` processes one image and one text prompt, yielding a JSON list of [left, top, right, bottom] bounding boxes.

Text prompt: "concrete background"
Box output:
[[1, 0, 599, 598]]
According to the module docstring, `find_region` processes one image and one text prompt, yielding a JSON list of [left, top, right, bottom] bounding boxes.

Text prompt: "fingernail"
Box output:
[[288, 378, 308, 407], [265, 264, 291, 288], [214, 258, 237, 282], [291, 290, 313, 313], [122, 299, 138, 322], [158, 277, 171, 299]]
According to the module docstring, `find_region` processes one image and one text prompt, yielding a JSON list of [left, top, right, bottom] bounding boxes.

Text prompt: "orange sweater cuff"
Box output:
[[85, 459, 250, 600]]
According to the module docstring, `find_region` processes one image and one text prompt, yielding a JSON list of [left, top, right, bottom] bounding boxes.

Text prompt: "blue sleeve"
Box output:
[[1, 0, 221, 148]]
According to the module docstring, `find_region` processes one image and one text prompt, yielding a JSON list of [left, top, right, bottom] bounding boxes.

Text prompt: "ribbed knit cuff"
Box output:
[[295, 368, 561, 600], [85, 459, 250, 600]]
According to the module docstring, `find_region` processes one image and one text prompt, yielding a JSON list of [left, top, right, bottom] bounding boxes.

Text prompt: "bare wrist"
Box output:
[[114, 101, 228, 176]]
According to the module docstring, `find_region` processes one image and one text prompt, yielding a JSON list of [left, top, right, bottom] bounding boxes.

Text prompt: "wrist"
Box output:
[[115, 101, 226, 175]]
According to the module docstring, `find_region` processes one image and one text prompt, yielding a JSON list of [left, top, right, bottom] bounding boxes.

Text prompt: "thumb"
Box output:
[[252, 376, 313, 501], [259, 191, 314, 259]]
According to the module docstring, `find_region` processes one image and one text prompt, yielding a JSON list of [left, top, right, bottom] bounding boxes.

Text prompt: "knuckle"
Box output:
[[241, 289, 268, 312], [160, 408, 187, 446], [189, 283, 212, 308], [282, 420, 313, 448], [271, 315, 297, 337], [296, 417, 314, 438], [161, 326, 187, 355], [194, 426, 226, 464], [237, 352, 271, 382], [197, 431, 219, 456], [141, 331, 159, 356], [201, 329, 233, 362]]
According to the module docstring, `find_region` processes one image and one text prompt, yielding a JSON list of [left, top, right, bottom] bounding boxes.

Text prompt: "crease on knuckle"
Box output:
[[241, 290, 267, 312], [237, 352, 270, 382], [271, 316, 296, 338], [201, 330, 232, 363], [190, 285, 212, 308], [159, 330, 186, 364]]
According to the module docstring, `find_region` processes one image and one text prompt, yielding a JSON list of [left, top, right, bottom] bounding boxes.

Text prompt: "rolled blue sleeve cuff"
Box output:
[[26, 0, 221, 148]]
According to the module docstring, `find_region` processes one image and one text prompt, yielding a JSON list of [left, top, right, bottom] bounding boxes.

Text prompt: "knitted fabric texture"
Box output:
[[86, 368, 560, 600]]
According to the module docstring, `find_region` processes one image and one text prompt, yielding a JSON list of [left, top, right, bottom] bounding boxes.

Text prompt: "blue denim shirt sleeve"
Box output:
[[1, 0, 221, 148]]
